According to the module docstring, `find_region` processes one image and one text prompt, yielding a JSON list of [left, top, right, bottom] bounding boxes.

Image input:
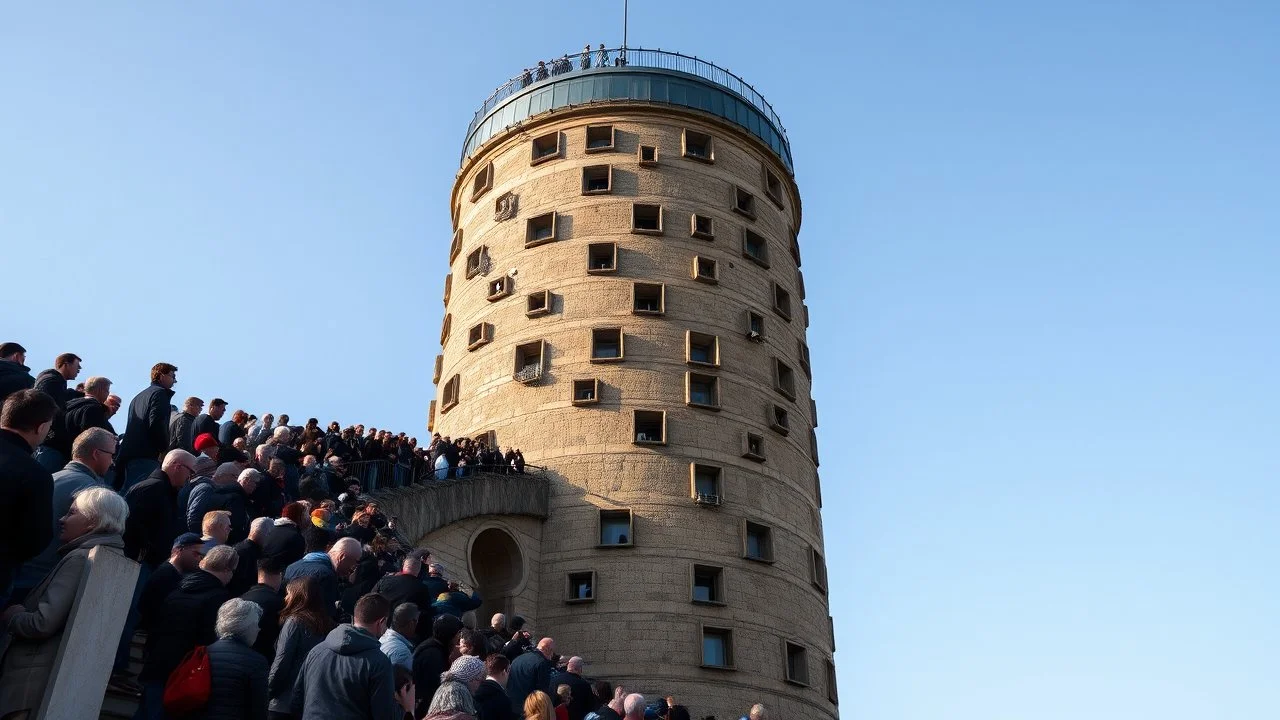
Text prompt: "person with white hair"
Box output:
[[11, 427, 117, 601], [123, 448, 197, 568], [201, 597, 270, 720], [0, 486, 129, 714], [37, 374, 113, 466], [746, 703, 767, 720], [622, 694, 646, 720], [560, 655, 595, 720], [284, 535, 362, 621], [227, 515, 273, 596]]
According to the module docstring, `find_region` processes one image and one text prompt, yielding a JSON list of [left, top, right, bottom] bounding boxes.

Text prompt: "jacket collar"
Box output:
[[0, 428, 34, 453], [62, 460, 103, 483]]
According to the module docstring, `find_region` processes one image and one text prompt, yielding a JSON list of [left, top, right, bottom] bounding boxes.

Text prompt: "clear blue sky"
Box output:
[[3, 2, 1277, 718]]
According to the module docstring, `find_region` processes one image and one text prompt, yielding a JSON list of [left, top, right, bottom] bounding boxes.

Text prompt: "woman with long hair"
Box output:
[[524, 690, 555, 720], [267, 577, 335, 719]]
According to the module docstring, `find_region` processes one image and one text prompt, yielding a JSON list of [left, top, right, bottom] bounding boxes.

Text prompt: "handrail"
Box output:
[[464, 46, 788, 160]]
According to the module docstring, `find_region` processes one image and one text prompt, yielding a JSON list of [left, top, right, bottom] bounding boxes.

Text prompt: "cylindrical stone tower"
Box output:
[[430, 48, 835, 718]]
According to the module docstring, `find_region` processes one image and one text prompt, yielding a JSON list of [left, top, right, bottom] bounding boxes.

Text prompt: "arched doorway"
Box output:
[[469, 527, 525, 622]]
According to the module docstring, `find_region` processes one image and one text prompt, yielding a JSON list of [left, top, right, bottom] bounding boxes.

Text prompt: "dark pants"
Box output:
[[115, 562, 152, 672], [133, 681, 166, 720]]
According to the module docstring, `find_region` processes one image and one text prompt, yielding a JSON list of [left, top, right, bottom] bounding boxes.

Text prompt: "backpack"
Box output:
[[163, 645, 211, 714]]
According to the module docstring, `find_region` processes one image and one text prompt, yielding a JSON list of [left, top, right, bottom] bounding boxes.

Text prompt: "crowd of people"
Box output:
[[0, 344, 769, 720], [517, 44, 626, 88]]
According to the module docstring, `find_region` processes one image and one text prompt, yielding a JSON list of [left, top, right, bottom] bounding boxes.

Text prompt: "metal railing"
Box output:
[[465, 46, 789, 154], [340, 458, 546, 492]]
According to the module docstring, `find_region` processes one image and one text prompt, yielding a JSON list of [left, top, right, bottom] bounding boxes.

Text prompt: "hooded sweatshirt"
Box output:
[[289, 623, 399, 720]]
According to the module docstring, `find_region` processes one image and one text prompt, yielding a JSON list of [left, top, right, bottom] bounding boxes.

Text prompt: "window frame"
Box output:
[[638, 144, 658, 166], [690, 463, 723, 506], [487, 275, 513, 301], [466, 322, 493, 352], [742, 431, 766, 462], [773, 282, 793, 321], [427, 400, 436, 432], [566, 570, 596, 604], [530, 131, 561, 165], [442, 272, 453, 307], [465, 246, 487, 279], [742, 519, 774, 563], [810, 546, 828, 593], [692, 256, 719, 284], [441, 374, 460, 412], [691, 564, 726, 606], [631, 203, 664, 235], [581, 164, 613, 195], [525, 289, 551, 318], [470, 162, 494, 201], [685, 371, 721, 411], [769, 404, 791, 436], [763, 166, 785, 208], [685, 330, 720, 368], [746, 309, 766, 341], [589, 327, 625, 363], [691, 213, 715, 240], [632, 409, 667, 446], [700, 625, 735, 670], [439, 313, 452, 346], [682, 129, 715, 163], [631, 282, 666, 316], [742, 228, 771, 268], [733, 185, 757, 220], [525, 212, 558, 248], [773, 358, 798, 401], [432, 355, 443, 385], [783, 640, 811, 687], [449, 228, 463, 263], [798, 338, 812, 379], [587, 242, 618, 274], [584, 124, 616, 153], [597, 508, 634, 548], [512, 340, 546, 384], [571, 378, 600, 406]]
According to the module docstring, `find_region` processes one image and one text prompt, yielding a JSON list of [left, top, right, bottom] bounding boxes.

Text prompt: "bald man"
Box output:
[[506, 636, 556, 713], [560, 655, 595, 720]]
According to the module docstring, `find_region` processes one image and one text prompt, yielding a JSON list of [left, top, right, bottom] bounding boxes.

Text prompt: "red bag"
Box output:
[[163, 645, 211, 715]]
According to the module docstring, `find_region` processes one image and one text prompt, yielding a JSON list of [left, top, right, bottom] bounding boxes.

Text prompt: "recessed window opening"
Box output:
[[638, 145, 658, 165], [465, 246, 487, 279], [572, 379, 599, 404], [471, 162, 493, 201], [585, 125, 615, 152], [764, 167, 784, 206], [687, 331, 719, 367], [591, 328, 623, 361], [588, 242, 617, 273], [693, 256, 718, 284], [683, 129, 714, 162], [687, 372, 720, 409], [531, 132, 559, 163], [526, 212, 557, 246], [599, 509, 633, 546], [773, 283, 793, 320], [775, 359, 797, 400], [734, 186, 757, 219], [785, 642, 810, 685], [702, 627, 733, 668], [582, 164, 612, 194], [632, 203, 663, 234], [632, 282, 665, 315], [692, 565, 724, 604], [526, 290, 550, 317], [743, 229, 770, 267], [744, 521, 773, 561], [567, 571, 595, 602], [691, 214, 715, 240], [747, 310, 765, 340], [692, 464, 722, 500], [771, 405, 791, 435], [487, 275, 512, 301], [513, 340, 545, 383], [633, 410, 665, 444]]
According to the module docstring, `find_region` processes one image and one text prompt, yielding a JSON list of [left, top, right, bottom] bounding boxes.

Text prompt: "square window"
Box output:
[[582, 164, 612, 195], [826, 659, 839, 704], [773, 282, 793, 321], [763, 166, 784, 208], [585, 125, 615, 152], [686, 372, 720, 410], [598, 509, 633, 546], [774, 358, 797, 400], [810, 547, 828, 592], [743, 520, 773, 561], [733, 186, 757, 219], [770, 404, 791, 435], [692, 256, 718, 284], [487, 275, 513, 301], [442, 273, 452, 307], [746, 310, 766, 341], [513, 340, 545, 384], [439, 313, 452, 346], [692, 564, 725, 605], [441, 374, 460, 412], [471, 162, 493, 201], [526, 212, 557, 247], [691, 214, 715, 240], [638, 144, 658, 166], [686, 331, 720, 367], [632, 203, 663, 234], [798, 339, 812, 378], [571, 379, 600, 405], [449, 229, 463, 263], [742, 229, 770, 268], [701, 626, 734, 668], [466, 322, 493, 351], [587, 242, 617, 274], [682, 129, 715, 163], [432, 354, 443, 385], [632, 410, 666, 445], [690, 463, 722, 505], [590, 327, 624, 362], [632, 282, 665, 315], [566, 571, 596, 603], [785, 641, 810, 686], [742, 431, 766, 462], [465, 246, 487, 279], [531, 131, 560, 164], [526, 290, 551, 317]]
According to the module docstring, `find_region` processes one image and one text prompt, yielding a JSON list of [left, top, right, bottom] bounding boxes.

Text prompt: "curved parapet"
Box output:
[[372, 471, 550, 545]]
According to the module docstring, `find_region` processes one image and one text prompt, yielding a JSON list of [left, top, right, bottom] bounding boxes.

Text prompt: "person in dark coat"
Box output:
[[290, 593, 411, 720], [135, 544, 237, 720], [474, 654, 516, 720], [371, 554, 436, 641], [204, 597, 270, 720], [411, 613, 464, 717], [284, 537, 361, 622], [506, 638, 556, 715], [168, 396, 203, 453], [557, 657, 595, 720], [500, 617, 534, 661], [190, 398, 226, 449], [261, 503, 308, 569], [115, 362, 178, 490], [218, 409, 249, 448], [430, 582, 483, 619], [228, 516, 273, 597], [0, 342, 35, 410], [136, 533, 205, 631], [123, 451, 197, 568], [0, 388, 58, 601], [239, 557, 286, 659], [268, 576, 335, 717], [37, 376, 111, 465], [29, 355, 81, 472]]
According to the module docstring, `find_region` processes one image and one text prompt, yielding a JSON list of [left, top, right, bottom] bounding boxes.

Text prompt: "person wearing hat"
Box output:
[[135, 532, 205, 634], [193, 431, 221, 464]]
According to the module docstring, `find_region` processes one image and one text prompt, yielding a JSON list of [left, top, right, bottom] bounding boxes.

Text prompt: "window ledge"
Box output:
[[743, 554, 775, 564], [699, 663, 736, 671], [565, 597, 595, 605], [687, 401, 721, 412], [692, 599, 727, 607], [596, 543, 634, 549]]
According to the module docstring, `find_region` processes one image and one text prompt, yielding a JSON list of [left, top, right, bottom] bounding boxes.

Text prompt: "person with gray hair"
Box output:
[[746, 702, 767, 720], [37, 374, 113, 467], [284, 535, 362, 621], [560, 655, 595, 720], [622, 693, 646, 720], [428, 656, 483, 719], [204, 598, 270, 720], [227, 515, 273, 596], [0, 486, 129, 714], [10, 426, 118, 601], [379, 601, 419, 670]]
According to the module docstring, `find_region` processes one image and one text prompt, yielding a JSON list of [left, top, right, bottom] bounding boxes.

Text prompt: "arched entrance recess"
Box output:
[[468, 526, 525, 622]]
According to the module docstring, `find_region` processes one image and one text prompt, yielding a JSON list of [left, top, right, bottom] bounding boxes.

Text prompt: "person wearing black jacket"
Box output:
[[32, 352, 81, 409], [474, 655, 516, 720], [0, 389, 58, 601], [0, 342, 35, 409], [190, 398, 226, 449], [38, 375, 110, 464], [557, 657, 596, 720], [228, 516, 272, 596], [123, 451, 197, 567], [261, 503, 307, 569], [506, 638, 556, 714], [371, 554, 436, 642], [116, 362, 178, 490], [411, 613, 463, 717], [239, 557, 286, 659], [168, 396, 203, 453], [135, 545, 237, 719]]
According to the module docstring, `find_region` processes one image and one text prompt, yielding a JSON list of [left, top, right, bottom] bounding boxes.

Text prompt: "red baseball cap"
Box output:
[[194, 433, 219, 453]]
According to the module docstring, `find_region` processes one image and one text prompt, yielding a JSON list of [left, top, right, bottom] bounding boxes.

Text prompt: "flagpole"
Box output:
[[623, 0, 629, 54]]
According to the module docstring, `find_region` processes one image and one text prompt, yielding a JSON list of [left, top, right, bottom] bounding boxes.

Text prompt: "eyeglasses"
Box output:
[[94, 446, 119, 459]]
